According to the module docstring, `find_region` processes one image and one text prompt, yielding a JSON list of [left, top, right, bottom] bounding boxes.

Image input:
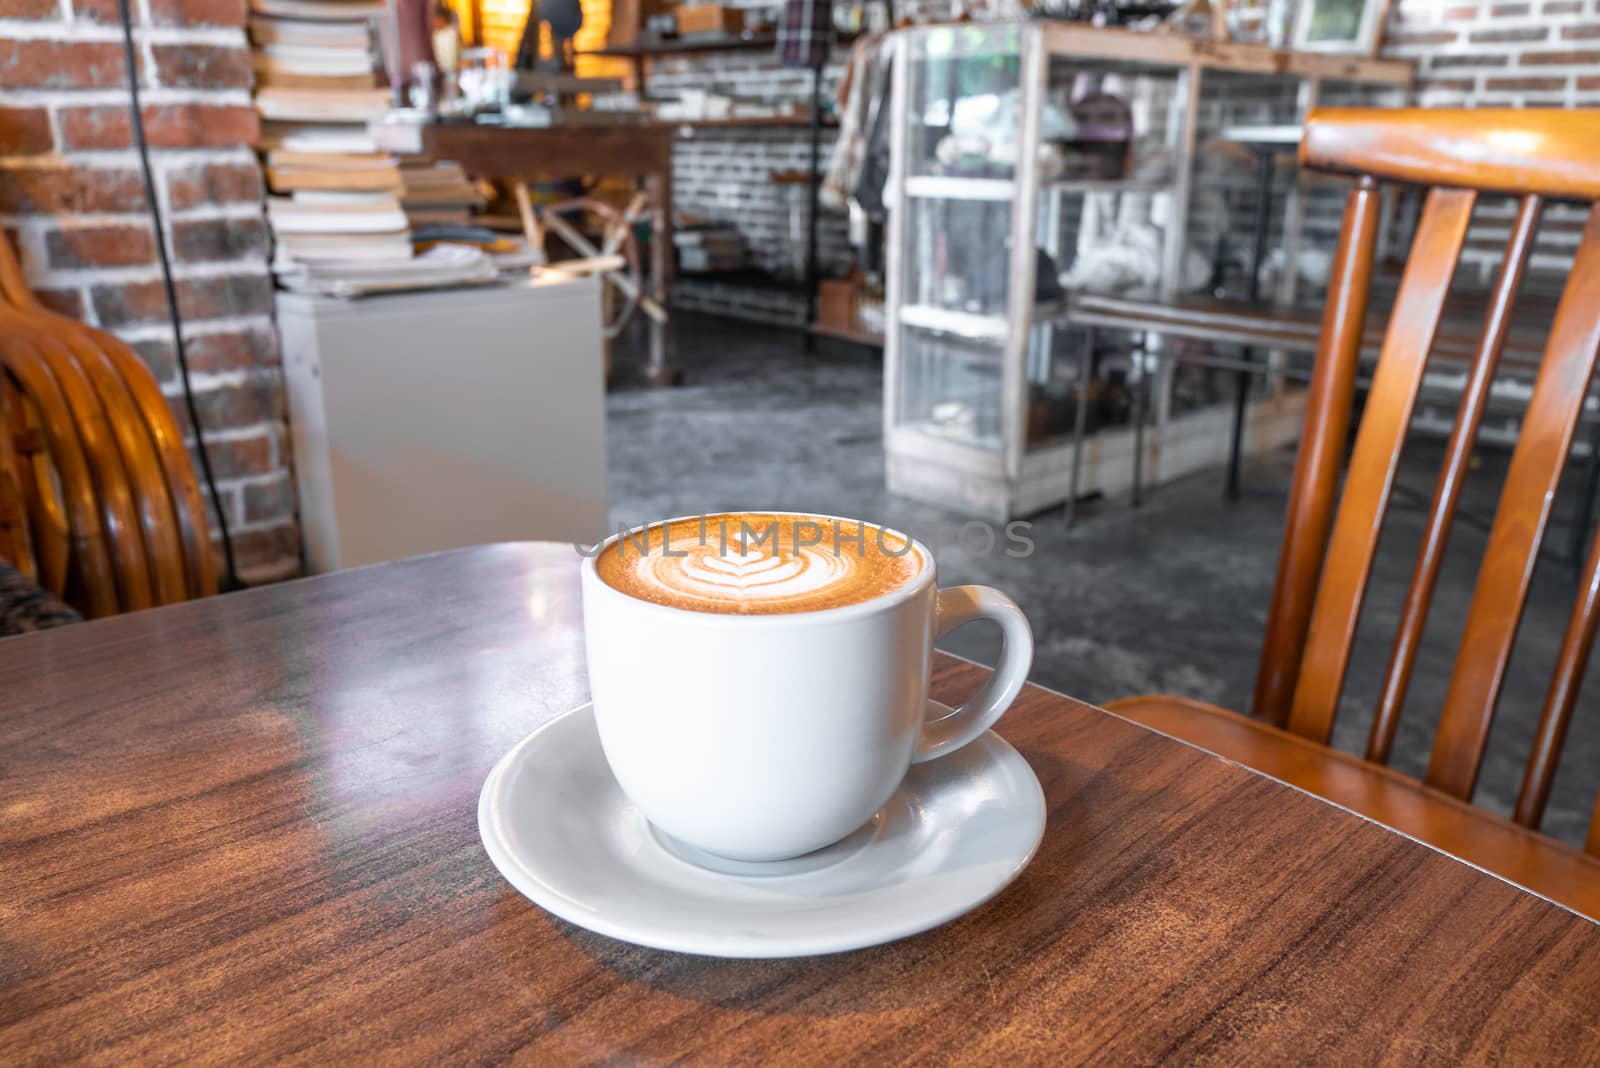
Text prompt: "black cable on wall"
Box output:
[[115, 0, 243, 591]]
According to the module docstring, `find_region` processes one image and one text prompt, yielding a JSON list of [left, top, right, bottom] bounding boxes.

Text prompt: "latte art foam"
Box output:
[[593, 513, 925, 615]]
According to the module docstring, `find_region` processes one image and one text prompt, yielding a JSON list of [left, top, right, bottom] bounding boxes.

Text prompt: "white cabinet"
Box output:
[[278, 277, 608, 572]]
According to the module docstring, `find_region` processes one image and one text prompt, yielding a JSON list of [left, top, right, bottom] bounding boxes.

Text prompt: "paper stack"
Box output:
[[276, 244, 500, 298], [398, 161, 486, 228], [248, 0, 413, 283]]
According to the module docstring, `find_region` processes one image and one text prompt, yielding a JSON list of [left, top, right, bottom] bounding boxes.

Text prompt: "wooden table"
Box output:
[[421, 123, 676, 385], [4, 544, 1599, 1063]]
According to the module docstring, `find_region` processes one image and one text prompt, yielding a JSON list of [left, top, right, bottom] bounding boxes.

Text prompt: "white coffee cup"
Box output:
[[580, 513, 1034, 862]]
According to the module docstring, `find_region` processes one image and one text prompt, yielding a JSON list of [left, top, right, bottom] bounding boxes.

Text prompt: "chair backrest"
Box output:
[[0, 234, 217, 614], [0, 395, 36, 578], [1257, 108, 1600, 848]]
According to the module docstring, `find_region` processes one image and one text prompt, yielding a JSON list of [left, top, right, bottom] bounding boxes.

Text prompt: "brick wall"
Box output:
[[1382, 0, 1600, 287], [659, 52, 854, 325], [0, 0, 297, 584]]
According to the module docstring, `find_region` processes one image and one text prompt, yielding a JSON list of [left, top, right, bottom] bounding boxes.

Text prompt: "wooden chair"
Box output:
[[0, 235, 217, 615], [1108, 108, 1600, 921], [0, 342, 123, 618], [0, 393, 35, 579]]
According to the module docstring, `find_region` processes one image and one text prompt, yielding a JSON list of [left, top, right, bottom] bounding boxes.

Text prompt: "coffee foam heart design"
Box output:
[[594, 513, 925, 615]]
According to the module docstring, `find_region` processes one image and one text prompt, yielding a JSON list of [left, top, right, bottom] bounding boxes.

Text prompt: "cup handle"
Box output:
[[912, 585, 1034, 764]]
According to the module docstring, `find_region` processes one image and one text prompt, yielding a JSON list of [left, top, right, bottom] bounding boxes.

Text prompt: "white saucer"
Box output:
[[478, 703, 1046, 958]]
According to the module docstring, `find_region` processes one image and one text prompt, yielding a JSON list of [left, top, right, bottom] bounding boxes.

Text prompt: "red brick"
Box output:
[[166, 160, 264, 210], [45, 224, 156, 269], [0, 107, 53, 154], [165, 428, 275, 479], [1428, 53, 1509, 67], [151, 43, 251, 90], [150, 0, 248, 25], [226, 522, 302, 577], [241, 474, 294, 523], [171, 217, 270, 263], [187, 326, 279, 376], [0, 165, 147, 214], [0, 39, 131, 91], [36, 287, 85, 319], [1562, 21, 1600, 35], [1469, 26, 1552, 42], [1520, 48, 1600, 63], [67, 0, 121, 18], [1388, 30, 1461, 45], [92, 272, 274, 328], [169, 372, 286, 431], [1546, 0, 1584, 10], [9, 0, 62, 17], [1444, 3, 1479, 16], [1417, 77, 1478, 93], [70, 0, 243, 20], [59, 104, 259, 151], [1484, 74, 1570, 89], [70, 0, 240, 21], [1490, 1, 1530, 11], [1579, 74, 1600, 89]]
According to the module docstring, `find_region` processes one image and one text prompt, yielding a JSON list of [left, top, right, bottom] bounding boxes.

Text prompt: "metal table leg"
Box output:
[[1132, 335, 1148, 509], [802, 59, 825, 355], [643, 170, 678, 386], [1067, 326, 1094, 528], [1228, 147, 1279, 501]]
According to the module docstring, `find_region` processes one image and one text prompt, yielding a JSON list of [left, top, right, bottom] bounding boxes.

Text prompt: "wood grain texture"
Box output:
[[1286, 186, 1475, 743], [1427, 203, 1600, 799], [6, 323, 153, 613], [0, 395, 33, 577], [1117, 109, 1600, 910], [0, 233, 215, 603], [0, 343, 119, 617], [2, 544, 1599, 1065], [1369, 195, 1541, 766], [1252, 179, 1379, 726], [422, 124, 674, 183], [1301, 108, 1600, 198], [1520, 516, 1600, 836]]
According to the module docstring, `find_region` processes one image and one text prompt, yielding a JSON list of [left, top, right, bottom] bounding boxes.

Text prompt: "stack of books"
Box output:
[[398, 161, 485, 228], [248, 0, 411, 282]]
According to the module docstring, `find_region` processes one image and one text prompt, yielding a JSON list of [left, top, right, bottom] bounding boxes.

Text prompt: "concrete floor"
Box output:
[[608, 313, 1600, 848]]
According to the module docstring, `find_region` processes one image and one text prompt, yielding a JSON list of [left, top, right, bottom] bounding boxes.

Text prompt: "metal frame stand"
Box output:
[[1228, 146, 1280, 500], [802, 57, 826, 352], [1066, 325, 1096, 528]]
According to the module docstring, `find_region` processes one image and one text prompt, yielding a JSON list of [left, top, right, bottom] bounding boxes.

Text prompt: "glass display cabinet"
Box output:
[[881, 22, 1412, 520]]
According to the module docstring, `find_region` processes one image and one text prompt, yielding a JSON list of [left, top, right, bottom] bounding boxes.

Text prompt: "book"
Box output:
[[276, 244, 499, 297], [275, 230, 413, 262], [403, 207, 474, 227], [267, 149, 397, 170], [255, 46, 376, 77], [248, 15, 371, 48], [290, 189, 396, 205], [255, 86, 390, 122], [249, 0, 385, 21], [255, 70, 382, 91], [397, 162, 482, 208], [266, 162, 402, 193], [267, 195, 409, 233], [259, 122, 379, 154]]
